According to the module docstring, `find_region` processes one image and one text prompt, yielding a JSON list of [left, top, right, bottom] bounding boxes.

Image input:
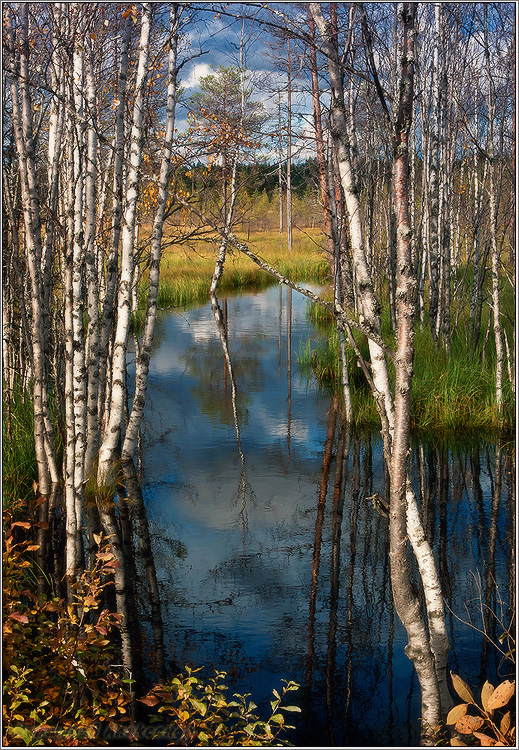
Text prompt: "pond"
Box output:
[[132, 284, 514, 747]]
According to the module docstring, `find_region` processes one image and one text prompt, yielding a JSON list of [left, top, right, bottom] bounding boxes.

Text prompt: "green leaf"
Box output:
[[281, 705, 302, 712], [270, 713, 284, 724], [190, 698, 207, 716], [11, 726, 32, 745]]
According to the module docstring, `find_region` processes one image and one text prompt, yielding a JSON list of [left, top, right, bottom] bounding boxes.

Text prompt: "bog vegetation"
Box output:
[[2, 1, 515, 747]]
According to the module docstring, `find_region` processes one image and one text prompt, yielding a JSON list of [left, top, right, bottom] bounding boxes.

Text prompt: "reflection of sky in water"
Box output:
[[136, 285, 514, 747]]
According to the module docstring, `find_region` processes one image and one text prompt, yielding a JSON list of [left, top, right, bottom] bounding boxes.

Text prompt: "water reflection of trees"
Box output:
[[296, 410, 514, 746], [129, 308, 515, 747]]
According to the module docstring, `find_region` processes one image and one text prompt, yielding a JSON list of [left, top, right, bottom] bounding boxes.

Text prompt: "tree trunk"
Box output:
[[484, 6, 504, 412], [6, 4, 56, 495], [97, 15, 132, 431], [310, 2, 394, 431], [390, 6, 446, 739], [98, 3, 151, 484], [122, 3, 179, 461]]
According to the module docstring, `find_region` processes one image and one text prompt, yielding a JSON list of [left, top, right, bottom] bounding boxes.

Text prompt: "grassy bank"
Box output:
[[141, 228, 329, 309], [299, 298, 515, 435]]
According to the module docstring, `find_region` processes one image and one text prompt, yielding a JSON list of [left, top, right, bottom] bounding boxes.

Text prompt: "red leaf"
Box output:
[[138, 695, 159, 707], [11, 522, 31, 530], [10, 612, 29, 624]]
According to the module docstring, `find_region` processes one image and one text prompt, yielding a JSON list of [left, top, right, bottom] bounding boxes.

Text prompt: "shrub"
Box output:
[[140, 667, 301, 746], [3, 516, 135, 746], [3, 513, 301, 746]]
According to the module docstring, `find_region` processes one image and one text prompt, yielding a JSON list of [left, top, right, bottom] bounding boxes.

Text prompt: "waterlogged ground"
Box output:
[[133, 285, 514, 747]]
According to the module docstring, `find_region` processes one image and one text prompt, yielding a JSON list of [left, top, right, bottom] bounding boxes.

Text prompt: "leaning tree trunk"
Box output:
[[309, 2, 394, 430], [308, 9, 352, 421]]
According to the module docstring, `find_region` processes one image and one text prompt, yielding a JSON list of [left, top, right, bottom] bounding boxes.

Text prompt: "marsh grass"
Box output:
[[144, 228, 329, 309], [3, 387, 37, 507], [300, 303, 514, 434]]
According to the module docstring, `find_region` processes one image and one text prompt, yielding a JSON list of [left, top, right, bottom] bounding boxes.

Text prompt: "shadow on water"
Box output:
[[123, 285, 514, 747]]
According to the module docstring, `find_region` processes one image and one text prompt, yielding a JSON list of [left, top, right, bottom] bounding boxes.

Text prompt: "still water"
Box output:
[[134, 284, 514, 747]]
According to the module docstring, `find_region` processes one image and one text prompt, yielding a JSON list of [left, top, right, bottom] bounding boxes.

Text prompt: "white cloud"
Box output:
[[183, 62, 212, 89]]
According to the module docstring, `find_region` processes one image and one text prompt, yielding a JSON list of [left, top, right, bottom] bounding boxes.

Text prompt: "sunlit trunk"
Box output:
[[309, 2, 394, 431], [122, 4, 179, 461], [6, 4, 56, 495], [97, 15, 132, 430], [98, 3, 151, 483]]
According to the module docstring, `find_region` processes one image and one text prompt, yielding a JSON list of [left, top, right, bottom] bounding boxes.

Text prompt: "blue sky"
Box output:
[[174, 3, 317, 161]]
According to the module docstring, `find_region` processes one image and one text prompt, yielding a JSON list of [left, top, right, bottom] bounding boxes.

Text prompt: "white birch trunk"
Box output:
[[98, 4, 151, 483], [71, 7, 87, 567], [310, 3, 394, 432], [84, 34, 101, 476], [122, 3, 179, 461], [97, 15, 132, 429], [484, 7, 504, 411], [6, 5, 56, 494], [428, 3, 441, 345]]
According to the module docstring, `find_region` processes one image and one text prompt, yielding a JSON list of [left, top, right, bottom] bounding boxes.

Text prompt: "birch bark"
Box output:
[[98, 3, 151, 483], [484, 6, 504, 411], [122, 3, 179, 461], [6, 4, 56, 495], [97, 15, 132, 430], [309, 3, 394, 431]]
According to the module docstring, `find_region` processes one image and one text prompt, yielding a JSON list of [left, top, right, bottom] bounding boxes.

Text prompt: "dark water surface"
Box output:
[[134, 285, 514, 747]]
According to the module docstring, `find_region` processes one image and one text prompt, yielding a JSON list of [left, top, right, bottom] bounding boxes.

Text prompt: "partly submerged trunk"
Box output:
[[389, 5, 445, 740]]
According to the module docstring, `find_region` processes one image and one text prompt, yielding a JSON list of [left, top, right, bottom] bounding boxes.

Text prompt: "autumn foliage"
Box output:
[[445, 672, 515, 747], [3, 515, 135, 746], [2, 512, 301, 746]]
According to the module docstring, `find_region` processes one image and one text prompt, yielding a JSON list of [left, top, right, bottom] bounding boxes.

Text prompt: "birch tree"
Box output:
[[122, 3, 180, 462], [97, 3, 152, 484]]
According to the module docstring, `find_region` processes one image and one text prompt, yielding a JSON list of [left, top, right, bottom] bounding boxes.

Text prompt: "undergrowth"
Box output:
[[2, 512, 300, 746]]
